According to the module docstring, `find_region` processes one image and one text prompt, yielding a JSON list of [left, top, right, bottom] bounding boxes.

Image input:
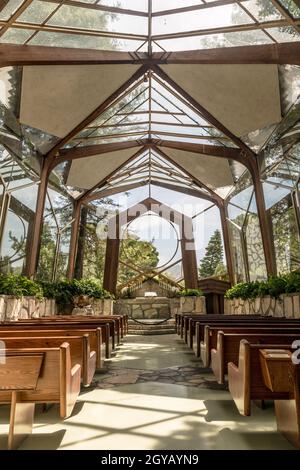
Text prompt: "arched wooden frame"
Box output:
[[103, 197, 198, 294]]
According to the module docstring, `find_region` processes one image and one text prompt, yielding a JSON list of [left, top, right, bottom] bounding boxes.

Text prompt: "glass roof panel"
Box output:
[[150, 133, 232, 146], [0, 0, 24, 21], [21, 124, 60, 154], [47, 5, 148, 36], [279, 65, 300, 115], [276, 0, 300, 19], [152, 1, 203, 12], [96, 0, 148, 11], [0, 67, 22, 117], [0, 28, 34, 44], [157, 29, 273, 51], [151, 123, 222, 137], [152, 4, 254, 36], [17, 1, 58, 24], [266, 26, 300, 42], [242, 0, 283, 21], [28, 31, 143, 50]]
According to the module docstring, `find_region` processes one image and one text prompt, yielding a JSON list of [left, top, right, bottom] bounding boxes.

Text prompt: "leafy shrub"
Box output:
[[0, 274, 43, 299], [0, 275, 113, 303], [178, 288, 203, 297], [224, 281, 260, 300], [225, 271, 300, 300], [41, 278, 114, 304], [285, 271, 300, 294]]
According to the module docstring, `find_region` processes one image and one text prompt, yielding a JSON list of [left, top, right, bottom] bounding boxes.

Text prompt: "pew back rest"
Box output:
[[0, 352, 44, 390], [0, 335, 87, 369], [202, 323, 300, 343], [0, 324, 103, 350], [211, 326, 300, 348]]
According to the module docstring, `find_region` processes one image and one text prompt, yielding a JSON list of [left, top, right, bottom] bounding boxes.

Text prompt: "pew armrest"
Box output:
[[211, 331, 225, 384], [60, 343, 81, 419], [211, 348, 222, 384], [200, 326, 210, 368], [228, 340, 251, 416]]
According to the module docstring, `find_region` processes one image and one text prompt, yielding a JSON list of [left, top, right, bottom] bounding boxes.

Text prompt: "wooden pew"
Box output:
[[30, 313, 128, 344], [178, 314, 260, 342], [200, 323, 300, 367], [16, 316, 117, 350], [1, 320, 111, 359], [0, 343, 81, 419], [228, 340, 294, 416], [211, 331, 300, 384], [0, 327, 104, 369], [0, 334, 96, 387], [187, 315, 269, 348], [259, 349, 300, 448], [0, 351, 43, 450], [187, 315, 300, 348], [37, 314, 124, 346], [194, 320, 300, 359]]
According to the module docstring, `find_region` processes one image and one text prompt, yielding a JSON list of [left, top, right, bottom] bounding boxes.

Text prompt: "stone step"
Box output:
[[127, 318, 176, 335], [128, 328, 176, 335], [128, 321, 175, 328], [128, 323, 175, 330]]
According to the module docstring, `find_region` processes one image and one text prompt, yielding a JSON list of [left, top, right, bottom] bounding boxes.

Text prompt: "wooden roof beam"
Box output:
[[53, 140, 144, 167], [1, 43, 299, 67], [156, 139, 246, 165]]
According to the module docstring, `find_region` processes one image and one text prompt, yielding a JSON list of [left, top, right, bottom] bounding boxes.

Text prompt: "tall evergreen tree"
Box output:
[[199, 229, 224, 278]]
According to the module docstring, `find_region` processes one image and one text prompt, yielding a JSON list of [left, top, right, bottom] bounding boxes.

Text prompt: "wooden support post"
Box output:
[[0, 191, 10, 249], [181, 216, 198, 289], [103, 213, 120, 295], [251, 160, 277, 277], [218, 200, 234, 285], [74, 205, 88, 279], [25, 158, 52, 278], [67, 201, 82, 280]]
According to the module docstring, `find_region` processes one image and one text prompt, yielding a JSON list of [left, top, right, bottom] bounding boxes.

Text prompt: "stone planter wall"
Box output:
[[224, 293, 300, 318], [114, 297, 170, 320], [179, 296, 206, 315], [0, 295, 114, 321], [169, 298, 180, 316], [58, 298, 114, 316], [0, 295, 57, 322], [114, 296, 205, 320]]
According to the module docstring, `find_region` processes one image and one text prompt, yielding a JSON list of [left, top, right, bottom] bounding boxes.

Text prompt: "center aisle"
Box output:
[[2, 334, 294, 450]]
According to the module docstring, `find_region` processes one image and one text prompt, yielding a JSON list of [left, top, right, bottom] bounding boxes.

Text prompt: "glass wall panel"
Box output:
[[0, 143, 39, 275], [244, 198, 267, 281], [264, 183, 300, 273], [228, 221, 246, 283], [36, 187, 73, 281], [226, 169, 267, 282], [81, 205, 107, 282], [193, 204, 228, 280]]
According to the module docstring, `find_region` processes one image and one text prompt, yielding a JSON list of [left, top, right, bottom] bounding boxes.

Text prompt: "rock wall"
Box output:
[[224, 294, 300, 318], [180, 296, 206, 315], [114, 298, 170, 320], [114, 296, 206, 319], [0, 296, 114, 321], [0, 296, 57, 322]]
